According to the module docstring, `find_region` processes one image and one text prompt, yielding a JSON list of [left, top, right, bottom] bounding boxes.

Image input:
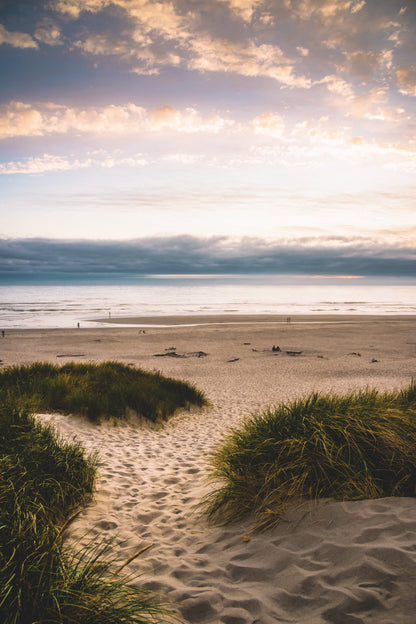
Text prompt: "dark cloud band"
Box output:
[[0, 236, 414, 283]]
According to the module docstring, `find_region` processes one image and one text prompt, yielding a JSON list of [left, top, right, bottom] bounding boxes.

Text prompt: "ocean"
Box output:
[[1, 277, 416, 329]]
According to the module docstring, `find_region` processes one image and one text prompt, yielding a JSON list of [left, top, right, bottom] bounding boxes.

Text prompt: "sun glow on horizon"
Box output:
[[308, 275, 366, 279]]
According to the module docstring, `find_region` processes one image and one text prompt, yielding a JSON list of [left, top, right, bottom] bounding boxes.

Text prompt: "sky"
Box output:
[[0, 0, 415, 281]]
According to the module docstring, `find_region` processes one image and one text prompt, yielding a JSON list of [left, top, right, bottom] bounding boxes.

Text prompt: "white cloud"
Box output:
[[0, 152, 148, 175], [50, 0, 108, 19], [50, 0, 313, 88], [343, 87, 407, 121], [34, 19, 63, 46], [252, 112, 285, 137], [73, 32, 129, 56], [216, 0, 263, 22], [319, 75, 354, 99], [341, 49, 393, 80], [187, 36, 311, 88], [0, 102, 44, 138], [395, 65, 416, 96], [0, 154, 92, 175], [52, 0, 187, 40], [0, 101, 234, 139], [288, 0, 366, 22], [162, 153, 199, 164], [0, 23, 38, 49]]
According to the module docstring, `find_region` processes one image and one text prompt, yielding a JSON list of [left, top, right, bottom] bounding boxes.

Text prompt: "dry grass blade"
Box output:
[[113, 544, 154, 576]]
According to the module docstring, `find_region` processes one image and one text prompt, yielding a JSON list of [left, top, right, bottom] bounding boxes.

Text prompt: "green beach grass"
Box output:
[[204, 383, 416, 529], [0, 361, 207, 422], [0, 361, 207, 623], [0, 403, 176, 623]]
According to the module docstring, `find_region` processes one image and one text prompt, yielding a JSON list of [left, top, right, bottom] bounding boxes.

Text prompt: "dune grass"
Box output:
[[0, 361, 207, 422], [0, 402, 176, 624], [204, 382, 416, 529]]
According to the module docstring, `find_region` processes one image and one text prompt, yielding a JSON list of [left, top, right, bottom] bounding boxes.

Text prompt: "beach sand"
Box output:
[[2, 315, 416, 623]]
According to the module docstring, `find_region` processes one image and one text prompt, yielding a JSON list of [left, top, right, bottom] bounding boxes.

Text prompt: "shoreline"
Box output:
[[92, 312, 415, 327], [2, 317, 416, 623], [3, 313, 416, 333]]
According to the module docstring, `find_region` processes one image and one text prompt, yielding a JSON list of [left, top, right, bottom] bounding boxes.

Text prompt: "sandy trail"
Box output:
[[2, 316, 416, 623]]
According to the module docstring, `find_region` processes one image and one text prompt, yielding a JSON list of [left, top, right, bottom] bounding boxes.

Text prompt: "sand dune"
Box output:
[[3, 316, 416, 623]]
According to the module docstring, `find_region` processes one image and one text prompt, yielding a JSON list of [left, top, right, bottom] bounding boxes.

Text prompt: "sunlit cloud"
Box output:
[[345, 88, 406, 121], [0, 101, 233, 139], [49, 0, 313, 88], [288, 0, 366, 22], [252, 112, 285, 137], [341, 49, 393, 80], [50, 0, 108, 19], [187, 36, 312, 88], [0, 24, 38, 49], [0, 153, 147, 175], [217, 0, 263, 22], [395, 65, 416, 96], [0, 154, 92, 175], [319, 75, 354, 99], [34, 19, 63, 46]]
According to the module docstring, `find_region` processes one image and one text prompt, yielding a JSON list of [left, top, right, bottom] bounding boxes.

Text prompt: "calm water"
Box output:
[[1, 277, 416, 328]]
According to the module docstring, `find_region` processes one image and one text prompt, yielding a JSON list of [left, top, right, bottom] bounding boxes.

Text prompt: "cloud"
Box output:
[[34, 19, 63, 46], [186, 36, 312, 88], [0, 152, 147, 175], [0, 102, 44, 138], [74, 32, 133, 57], [2, 109, 415, 175], [217, 0, 263, 22], [0, 235, 414, 282], [0, 101, 233, 139], [342, 49, 393, 80], [50, 0, 108, 19], [395, 65, 416, 96], [49, 0, 313, 88], [252, 112, 285, 137], [345, 88, 406, 121], [287, 0, 366, 23], [0, 23, 38, 49], [319, 75, 354, 99]]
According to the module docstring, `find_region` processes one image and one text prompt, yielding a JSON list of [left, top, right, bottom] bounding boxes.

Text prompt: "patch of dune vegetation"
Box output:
[[0, 402, 177, 623], [0, 362, 204, 622], [0, 361, 207, 422], [204, 383, 416, 529]]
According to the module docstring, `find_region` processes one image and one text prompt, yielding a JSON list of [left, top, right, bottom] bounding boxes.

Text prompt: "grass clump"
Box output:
[[0, 361, 207, 422], [204, 382, 416, 529], [0, 402, 176, 623]]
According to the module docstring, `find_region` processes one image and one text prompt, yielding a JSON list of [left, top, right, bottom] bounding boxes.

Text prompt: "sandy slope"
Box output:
[[2, 316, 416, 623]]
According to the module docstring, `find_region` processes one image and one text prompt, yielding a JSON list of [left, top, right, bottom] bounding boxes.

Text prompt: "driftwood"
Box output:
[[154, 351, 208, 358]]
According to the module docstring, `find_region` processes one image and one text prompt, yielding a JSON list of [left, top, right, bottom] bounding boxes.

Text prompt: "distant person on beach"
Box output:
[[1, 330, 4, 337], [77, 322, 80, 329]]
